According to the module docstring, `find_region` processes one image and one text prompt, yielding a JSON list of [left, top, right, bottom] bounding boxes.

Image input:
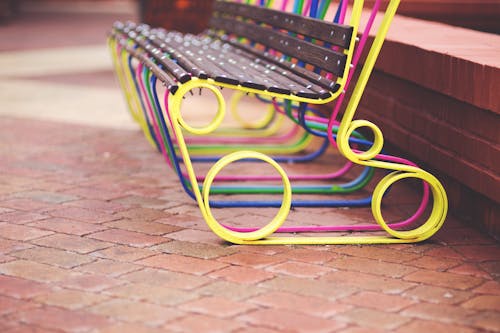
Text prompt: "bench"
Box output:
[[108, 0, 448, 245]]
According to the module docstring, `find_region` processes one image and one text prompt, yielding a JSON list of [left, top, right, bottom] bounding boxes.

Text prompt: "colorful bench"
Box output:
[[108, 0, 448, 244]]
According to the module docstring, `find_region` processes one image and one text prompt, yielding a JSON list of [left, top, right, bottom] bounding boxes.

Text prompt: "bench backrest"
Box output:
[[209, 0, 363, 87]]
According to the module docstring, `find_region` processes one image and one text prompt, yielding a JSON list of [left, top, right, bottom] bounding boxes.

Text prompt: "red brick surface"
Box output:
[[1, 115, 498, 332]]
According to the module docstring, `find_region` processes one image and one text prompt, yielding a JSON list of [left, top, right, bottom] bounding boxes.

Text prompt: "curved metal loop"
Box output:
[[341, 119, 384, 161], [201, 150, 292, 243], [173, 81, 226, 135], [230, 91, 277, 130], [371, 170, 448, 241]]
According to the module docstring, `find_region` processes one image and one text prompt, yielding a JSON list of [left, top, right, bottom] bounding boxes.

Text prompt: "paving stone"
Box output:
[[120, 268, 212, 290], [16, 305, 111, 332], [164, 314, 244, 333], [259, 276, 356, 300], [12, 190, 79, 204], [89, 229, 168, 247], [234, 327, 281, 333], [336, 307, 412, 330], [118, 207, 171, 221], [337, 327, 387, 333], [63, 199, 129, 213], [104, 218, 183, 235], [448, 263, 493, 279], [217, 252, 286, 268], [473, 280, 500, 296], [250, 291, 352, 318], [91, 244, 156, 262], [401, 303, 478, 325], [60, 273, 125, 292], [32, 233, 113, 254], [468, 311, 500, 332], [152, 240, 237, 259], [164, 228, 224, 244], [409, 255, 462, 271], [478, 261, 500, 278], [0, 254, 15, 263], [111, 195, 170, 210], [210, 265, 275, 284], [88, 298, 183, 326], [28, 217, 108, 236], [178, 296, 257, 318], [461, 295, 500, 311], [341, 291, 415, 312], [0, 260, 71, 283], [77, 258, 141, 277], [403, 270, 484, 290], [0, 223, 53, 241], [393, 320, 477, 333], [137, 253, 228, 276], [321, 270, 417, 294], [46, 206, 120, 224], [0, 238, 34, 254], [33, 289, 109, 310], [104, 282, 199, 306], [422, 246, 464, 260], [62, 186, 125, 201], [0, 295, 39, 316], [452, 245, 500, 262], [332, 245, 421, 264], [277, 247, 337, 264], [327, 255, 417, 278], [98, 323, 167, 333], [266, 261, 332, 278], [0, 211, 49, 225], [238, 308, 346, 333], [10, 246, 96, 269], [197, 281, 265, 301], [0, 275, 51, 299], [402, 285, 474, 305]]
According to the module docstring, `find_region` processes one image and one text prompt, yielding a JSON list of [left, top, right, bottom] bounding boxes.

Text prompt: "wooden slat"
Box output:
[[210, 16, 347, 77], [213, 1, 353, 49], [113, 34, 179, 94]]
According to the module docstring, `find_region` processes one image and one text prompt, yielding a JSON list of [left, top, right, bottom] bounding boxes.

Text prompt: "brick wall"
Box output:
[[343, 13, 500, 238], [365, 0, 500, 33]]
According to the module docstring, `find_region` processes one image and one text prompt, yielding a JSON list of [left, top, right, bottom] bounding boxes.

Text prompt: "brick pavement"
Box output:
[[0, 2, 499, 333]]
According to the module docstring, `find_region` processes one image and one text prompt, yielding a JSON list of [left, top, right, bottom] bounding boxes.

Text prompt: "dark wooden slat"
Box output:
[[218, 34, 339, 96], [129, 31, 192, 84], [113, 34, 179, 94], [163, 32, 324, 98], [213, 1, 353, 49], [210, 16, 347, 77], [147, 31, 209, 80], [188, 38, 317, 96], [162, 34, 241, 86]]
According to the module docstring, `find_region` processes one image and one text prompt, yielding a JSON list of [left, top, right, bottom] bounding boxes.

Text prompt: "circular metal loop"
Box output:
[[173, 81, 226, 135], [201, 151, 292, 243], [371, 170, 448, 241], [229, 92, 276, 129], [344, 119, 384, 161]]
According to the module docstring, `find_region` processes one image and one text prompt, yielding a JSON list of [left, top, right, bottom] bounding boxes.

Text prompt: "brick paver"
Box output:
[[0, 4, 499, 333]]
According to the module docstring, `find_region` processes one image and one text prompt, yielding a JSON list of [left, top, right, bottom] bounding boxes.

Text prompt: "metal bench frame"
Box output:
[[108, 0, 448, 245]]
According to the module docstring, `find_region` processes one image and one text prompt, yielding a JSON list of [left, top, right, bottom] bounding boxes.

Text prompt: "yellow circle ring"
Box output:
[[344, 119, 384, 161], [201, 151, 292, 243], [371, 170, 448, 241], [173, 81, 226, 135], [229, 91, 276, 129]]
